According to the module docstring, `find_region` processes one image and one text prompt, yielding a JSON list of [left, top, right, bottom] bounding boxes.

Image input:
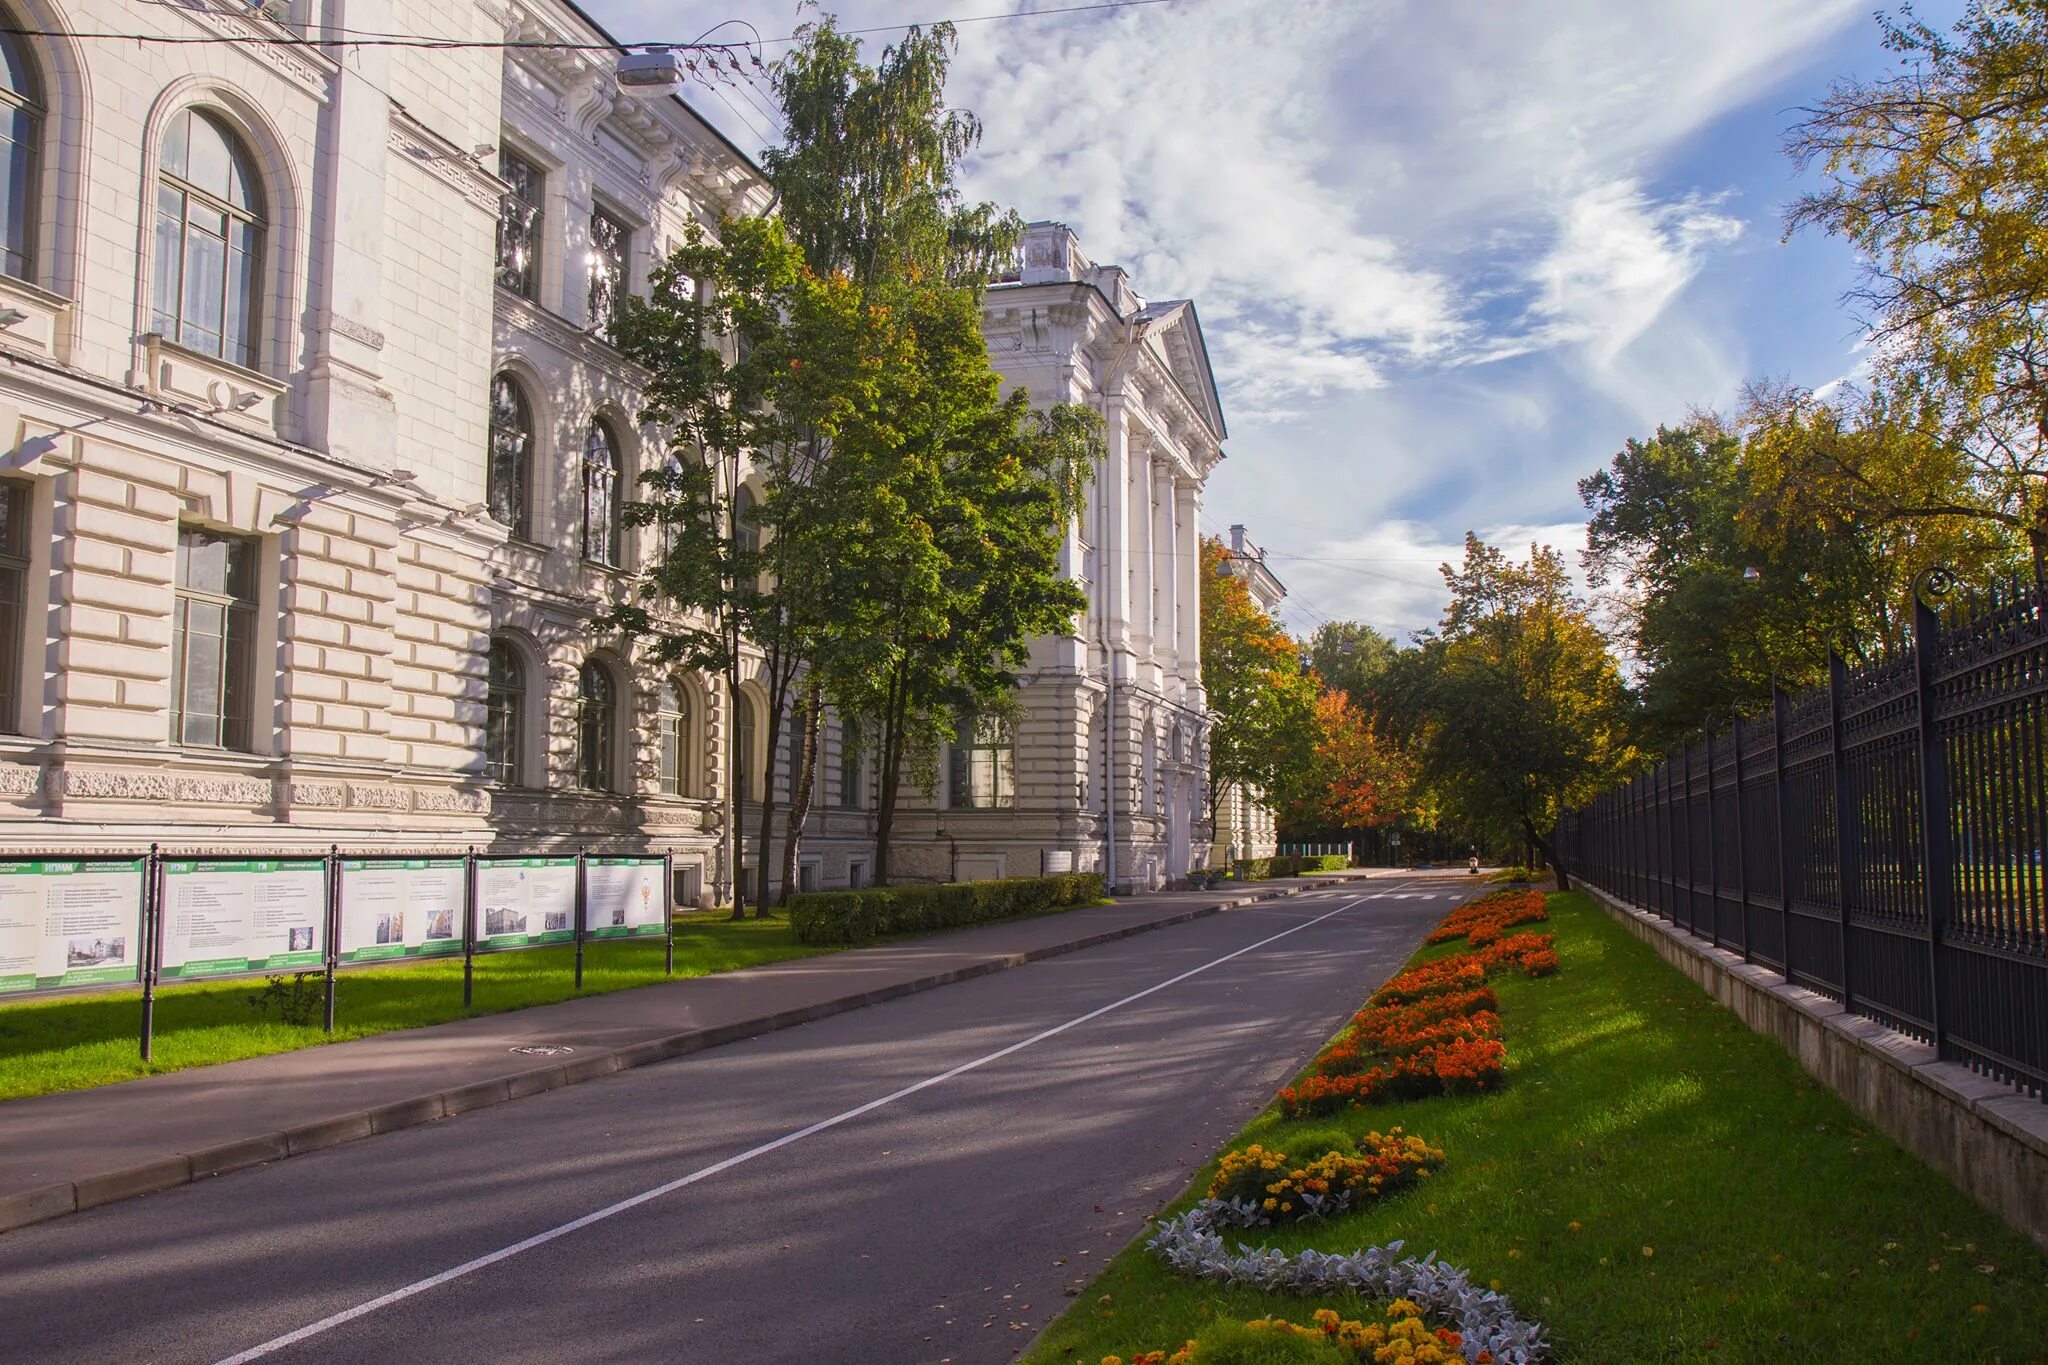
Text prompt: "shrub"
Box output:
[[786, 871, 1104, 944], [1487, 865, 1544, 884], [1298, 853, 1351, 872]]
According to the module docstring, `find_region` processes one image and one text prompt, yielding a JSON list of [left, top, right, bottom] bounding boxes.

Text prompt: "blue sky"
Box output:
[[583, 0, 1952, 640]]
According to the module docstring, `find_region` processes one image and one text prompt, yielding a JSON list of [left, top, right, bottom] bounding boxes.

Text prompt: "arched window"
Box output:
[[0, 30, 42, 282], [582, 420, 620, 566], [576, 659, 614, 791], [486, 375, 532, 537], [484, 638, 523, 785], [656, 678, 689, 796], [153, 108, 265, 368], [734, 690, 757, 801]]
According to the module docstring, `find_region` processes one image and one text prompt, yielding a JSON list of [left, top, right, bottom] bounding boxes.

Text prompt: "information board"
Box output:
[[585, 858, 667, 939], [337, 858, 467, 963], [473, 857, 577, 950], [160, 859, 327, 978], [0, 860, 146, 993]]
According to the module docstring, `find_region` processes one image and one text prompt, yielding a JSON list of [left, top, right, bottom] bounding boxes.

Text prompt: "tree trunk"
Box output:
[[777, 678, 823, 905], [753, 675, 788, 917], [1521, 814, 1571, 892], [725, 663, 746, 921], [871, 664, 907, 886]]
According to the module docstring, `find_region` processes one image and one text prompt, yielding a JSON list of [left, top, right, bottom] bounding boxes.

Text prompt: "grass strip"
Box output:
[[0, 914, 829, 1101], [1025, 892, 2048, 1363]]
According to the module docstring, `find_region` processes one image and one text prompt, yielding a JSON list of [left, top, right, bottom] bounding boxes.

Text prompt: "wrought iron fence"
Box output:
[[1556, 573, 2047, 1100]]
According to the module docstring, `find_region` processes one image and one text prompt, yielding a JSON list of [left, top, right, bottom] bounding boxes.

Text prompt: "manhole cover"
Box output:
[[509, 1044, 574, 1057]]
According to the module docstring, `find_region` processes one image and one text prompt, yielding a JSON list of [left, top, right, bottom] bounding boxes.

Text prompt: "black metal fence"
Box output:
[[1556, 574, 2047, 1100]]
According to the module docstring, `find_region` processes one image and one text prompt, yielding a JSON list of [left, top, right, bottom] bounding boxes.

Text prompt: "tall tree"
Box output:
[[608, 217, 883, 916], [761, 14, 1093, 884], [1199, 537, 1319, 850], [1786, 0, 2048, 575], [1409, 536, 1634, 885]]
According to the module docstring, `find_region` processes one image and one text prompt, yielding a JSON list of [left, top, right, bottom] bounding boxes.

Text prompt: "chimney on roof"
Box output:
[[1229, 524, 1248, 555]]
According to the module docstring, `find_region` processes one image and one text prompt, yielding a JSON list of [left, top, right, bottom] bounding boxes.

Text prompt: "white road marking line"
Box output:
[[213, 885, 1417, 1364]]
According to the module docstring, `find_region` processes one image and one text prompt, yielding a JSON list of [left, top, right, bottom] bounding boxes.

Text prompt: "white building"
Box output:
[[1213, 524, 1285, 862], [0, 3, 1223, 899]]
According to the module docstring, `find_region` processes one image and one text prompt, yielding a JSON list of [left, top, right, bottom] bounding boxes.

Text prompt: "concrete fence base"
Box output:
[[1579, 883, 2048, 1250]]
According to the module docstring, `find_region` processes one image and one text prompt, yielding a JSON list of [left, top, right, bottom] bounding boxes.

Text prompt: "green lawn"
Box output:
[[0, 913, 830, 1101], [1025, 893, 2048, 1364]]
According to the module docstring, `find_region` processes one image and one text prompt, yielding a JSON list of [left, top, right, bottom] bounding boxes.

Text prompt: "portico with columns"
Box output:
[[962, 221, 1225, 893]]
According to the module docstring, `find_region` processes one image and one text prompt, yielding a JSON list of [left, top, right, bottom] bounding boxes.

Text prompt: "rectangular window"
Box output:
[[948, 717, 1015, 810], [171, 527, 257, 750], [587, 206, 628, 341], [0, 480, 27, 731], [837, 718, 863, 809], [495, 149, 543, 299]]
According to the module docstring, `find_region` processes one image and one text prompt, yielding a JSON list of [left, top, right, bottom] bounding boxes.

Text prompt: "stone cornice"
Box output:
[[389, 107, 505, 216], [176, 0, 336, 99]]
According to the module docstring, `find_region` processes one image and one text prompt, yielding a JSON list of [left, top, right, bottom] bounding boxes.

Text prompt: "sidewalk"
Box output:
[[0, 871, 1395, 1235]]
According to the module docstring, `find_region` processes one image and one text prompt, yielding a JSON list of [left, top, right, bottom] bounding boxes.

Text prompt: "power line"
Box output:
[[0, 0, 1181, 55], [755, 1, 1181, 45]]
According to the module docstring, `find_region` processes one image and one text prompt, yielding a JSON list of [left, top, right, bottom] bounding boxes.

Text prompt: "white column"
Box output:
[[1128, 432, 1154, 659], [1176, 476, 1204, 702], [1100, 401, 1132, 658], [1152, 455, 1177, 676]]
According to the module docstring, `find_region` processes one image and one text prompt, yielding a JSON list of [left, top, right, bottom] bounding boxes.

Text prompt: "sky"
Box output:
[[582, 0, 1950, 642]]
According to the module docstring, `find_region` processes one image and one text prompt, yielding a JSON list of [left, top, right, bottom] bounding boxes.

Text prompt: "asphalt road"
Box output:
[[0, 875, 1474, 1365]]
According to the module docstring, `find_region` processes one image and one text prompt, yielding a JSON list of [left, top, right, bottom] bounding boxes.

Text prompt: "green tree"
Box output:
[[762, 15, 1093, 884], [1786, 0, 2048, 574], [1199, 537, 1319, 850], [1409, 536, 1634, 885], [608, 217, 884, 917], [1303, 620, 1398, 711]]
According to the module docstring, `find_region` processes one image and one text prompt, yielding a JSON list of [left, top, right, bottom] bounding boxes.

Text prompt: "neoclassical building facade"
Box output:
[[0, 1, 1225, 898]]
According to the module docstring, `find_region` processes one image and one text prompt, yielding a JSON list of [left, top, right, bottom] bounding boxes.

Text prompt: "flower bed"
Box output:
[[1277, 899, 1559, 1118], [1208, 1129, 1444, 1223], [1426, 889, 1548, 947], [1143, 1202, 1547, 1362], [1104, 1303, 1488, 1365]]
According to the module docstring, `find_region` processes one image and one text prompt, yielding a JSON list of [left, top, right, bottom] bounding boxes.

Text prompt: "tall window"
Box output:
[[732, 484, 760, 555], [656, 679, 689, 796], [836, 715, 863, 809], [153, 109, 264, 368], [949, 716, 1015, 810], [495, 148, 543, 298], [484, 638, 523, 785], [581, 420, 620, 566], [0, 480, 26, 731], [587, 205, 627, 341], [576, 660, 614, 792], [0, 31, 41, 282], [734, 691, 757, 801], [171, 528, 257, 750], [486, 375, 532, 537]]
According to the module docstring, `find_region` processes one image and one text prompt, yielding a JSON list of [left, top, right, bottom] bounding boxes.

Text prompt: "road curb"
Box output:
[[0, 876, 1366, 1236]]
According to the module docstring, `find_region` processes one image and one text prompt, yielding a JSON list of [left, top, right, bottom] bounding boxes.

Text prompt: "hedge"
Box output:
[[787, 871, 1107, 945], [1234, 853, 1352, 879]]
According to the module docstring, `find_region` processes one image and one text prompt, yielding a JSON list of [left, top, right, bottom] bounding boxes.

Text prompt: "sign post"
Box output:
[[663, 852, 675, 976], [462, 847, 476, 1011], [323, 846, 339, 1035], [573, 850, 587, 993], [141, 847, 160, 1062]]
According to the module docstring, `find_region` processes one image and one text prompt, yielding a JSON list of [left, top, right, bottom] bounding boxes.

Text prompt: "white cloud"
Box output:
[[1527, 181, 1745, 365], [1268, 519, 1593, 643]]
